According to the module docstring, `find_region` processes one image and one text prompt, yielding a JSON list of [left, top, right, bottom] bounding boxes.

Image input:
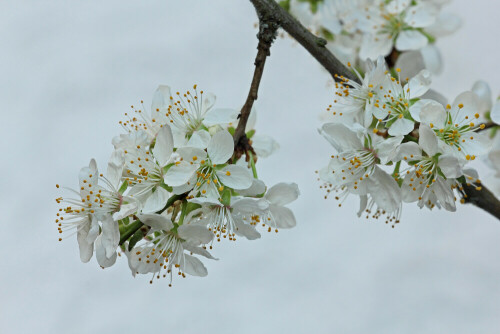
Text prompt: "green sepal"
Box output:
[[320, 28, 335, 41], [246, 129, 256, 139], [221, 188, 232, 207], [227, 126, 235, 136], [162, 163, 174, 174], [118, 181, 128, 194], [128, 227, 146, 251], [159, 182, 172, 192], [119, 220, 144, 246], [278, 0, 291, 11]]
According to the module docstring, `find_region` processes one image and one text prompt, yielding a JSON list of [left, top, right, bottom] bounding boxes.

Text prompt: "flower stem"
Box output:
[[248, 151, 258, 179]]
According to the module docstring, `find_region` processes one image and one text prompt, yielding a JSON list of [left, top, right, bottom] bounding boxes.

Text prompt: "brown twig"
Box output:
[[461, 184, 500, 220], [249, 0, 358, 83], [233, 6, 278, 159]]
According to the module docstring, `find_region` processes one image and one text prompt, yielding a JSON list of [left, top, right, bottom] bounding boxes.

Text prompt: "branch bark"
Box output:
[[233, 6, 279, 158], [249, 0, 358, 83], [249, 0, 500, 221], [461, 184, 500, 220]]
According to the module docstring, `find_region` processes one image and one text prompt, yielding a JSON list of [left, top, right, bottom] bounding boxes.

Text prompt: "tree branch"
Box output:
[[461, 184, 500, 220], [233, 5, 279, 158], [249, 0, 500, 221], [249, 0, 358, 83]]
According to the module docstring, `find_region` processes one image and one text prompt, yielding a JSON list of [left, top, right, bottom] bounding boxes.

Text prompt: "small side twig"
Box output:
[[233, 7, 278, 159]]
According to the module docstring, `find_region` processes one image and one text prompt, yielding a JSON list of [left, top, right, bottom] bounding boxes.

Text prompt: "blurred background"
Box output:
[[1, 1, 500, 333]]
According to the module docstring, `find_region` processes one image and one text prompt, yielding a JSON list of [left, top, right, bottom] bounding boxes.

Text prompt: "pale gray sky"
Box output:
[[1, 1, 500, 333]]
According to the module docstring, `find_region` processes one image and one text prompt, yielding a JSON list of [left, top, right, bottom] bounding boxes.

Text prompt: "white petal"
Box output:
[[410, 99, 443, 122], [452, 91, 479, 121], [388, 118, 414, 136], [357, 195, 368, 217], [395, 30, 428, 51], [419, 124, 439, 156], [386, 0, 410, 14], [405, 69, 432, 99], [100, 216, 120, 259], [234, 219, 261, 240], [216, 165, 253, 190], [178, 225, 213, 245], [265, 182, 300, 206], [438, 155, 462, 178], [152, 125, 174, 166], [359, 33, 393, 60], [164, 162, 197, 187], [232, 198, 269, 215], [77, 218, 93, 263], [419, 101, 446, 127], [395, 50, 425, 79], [86, 215, 100, 244], [137, 213, 174, 231], [151, 85, 171, 114], [420, 45, 443, 75], [404, 4, 438, 28], [391, 142, 422, 162], [376, 135, 404, 164], [319, 123, 363, 152], [186, 130, 211, 149], [270, 205, 297, 229], [107, 150, 124, 189], [201, 92, 216, 115], [368, 168, 402, 213], [176, 147, 207, 163], [471, 81, 492, 114], [112, 202, 138, 221], [141, 187, 169, 213], [182, 254, 208, 277], [95, 235, 117, 268], [426, 12, 461, 37], [252, 135, 280, 158], [183, 244, 217, 260], [237, 179, 266, 196], [203, 108, 239, 127], [492, 101, 500, 125], [207, 130, 234, 164], [189, 197, 222, 206]]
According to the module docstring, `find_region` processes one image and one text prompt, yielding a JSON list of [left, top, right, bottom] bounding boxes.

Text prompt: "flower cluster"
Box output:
[[282, 0, 460, 73], [318, 57, 497, 226], [55, 85, 299, 285]]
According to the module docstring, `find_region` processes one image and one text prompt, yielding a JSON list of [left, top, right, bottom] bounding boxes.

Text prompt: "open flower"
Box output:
[[392, 124, 463, 211], [373, 69, 432, 136], [165, 130, 253, 199], [359, 0, 439, 60], [126, 212, 215, 285], [188, 196, 267, 241], [121, 125, 175, 211], [319, 122, 402, 221], [260, 182, 300, 230], [329, 57, 389, 127], [415, 91, 491, 158]]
